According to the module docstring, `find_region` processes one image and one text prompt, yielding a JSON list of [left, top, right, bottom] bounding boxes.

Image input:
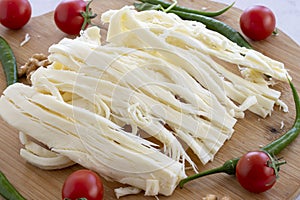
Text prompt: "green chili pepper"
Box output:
[[179, 79, 300, 188], [0, 36, 18, 86], [0, 171, 26, 200], [262, 79, 300, 155], [137, 0, 235, 17], [134, 2, 252, 49], [134, 2, 161, 11]]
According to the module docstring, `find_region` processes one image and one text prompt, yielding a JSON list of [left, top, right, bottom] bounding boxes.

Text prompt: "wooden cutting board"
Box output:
[[1, 1, 300, 199]]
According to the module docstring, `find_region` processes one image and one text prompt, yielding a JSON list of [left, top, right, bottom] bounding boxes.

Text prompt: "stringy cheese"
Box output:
[[0, 6, 290, 197]]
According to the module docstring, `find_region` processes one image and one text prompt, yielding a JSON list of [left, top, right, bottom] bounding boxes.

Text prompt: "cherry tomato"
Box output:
[[0, 0, 32, 29], [240, 5, 276, 41], [62, 169, 104, 200], [54, 0, 95, 35], [236, 151, 277, 193]]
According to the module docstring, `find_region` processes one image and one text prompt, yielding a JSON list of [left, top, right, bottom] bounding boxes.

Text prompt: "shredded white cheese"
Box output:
[[20, 33, 31, 47], [280, 121, 285, 130], [114, 187, 141, 199], [0, 6, 291, 197], [19, 132, 28, 145]]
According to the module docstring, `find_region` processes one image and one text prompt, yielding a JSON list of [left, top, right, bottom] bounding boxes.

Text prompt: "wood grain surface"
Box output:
[[0, 0, 300, 199]]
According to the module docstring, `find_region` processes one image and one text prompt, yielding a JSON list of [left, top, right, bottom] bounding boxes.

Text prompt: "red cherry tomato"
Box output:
[[236, 151, 277, 193], [0, 0, 32, 29], [54, 0, 95, 35], [62, 169, 104, 200], [240, 5, 276, 41], [54, 0, 87, 35]]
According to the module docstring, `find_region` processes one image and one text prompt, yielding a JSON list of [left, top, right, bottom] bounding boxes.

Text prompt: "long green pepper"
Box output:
[[262, 80, 300, 154], [134, 2, 252, 49], [0, 171, 26, 200], [0, 36, 21, 200], [0, 36, 18, 86], [168, 9, 252, 49], [137, 0, 235, 17], [179, 79, 300, 187]]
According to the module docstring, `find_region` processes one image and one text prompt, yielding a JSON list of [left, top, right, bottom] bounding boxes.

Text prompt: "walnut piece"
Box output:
[[203, 194, 218, 200], [202, 194, 231, 200], [18, 53, 52, 85]]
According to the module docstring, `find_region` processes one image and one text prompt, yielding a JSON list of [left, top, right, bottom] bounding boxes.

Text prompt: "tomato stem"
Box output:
[[264, 151, 286, 179], [80, 0, 97, 32]]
